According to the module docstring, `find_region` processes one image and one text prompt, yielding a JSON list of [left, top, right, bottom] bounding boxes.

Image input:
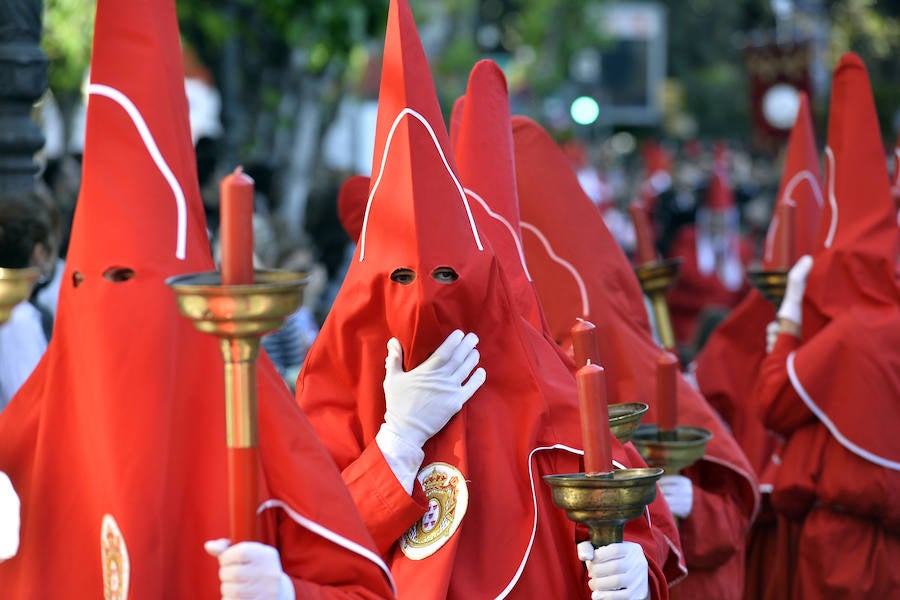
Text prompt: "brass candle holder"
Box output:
[[0, 267, 40, 325], [746, 268, 788, 307], [166, 269, 307, 541], [630, 424, 712, 475], [544, 468, 664, 547], [633, 258, 681, 352], [608, 402, 649, 444]]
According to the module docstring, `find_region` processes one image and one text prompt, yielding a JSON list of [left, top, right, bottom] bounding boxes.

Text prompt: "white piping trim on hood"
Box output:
[[88, 84, 188, 261], [359, 108, 483, 262]]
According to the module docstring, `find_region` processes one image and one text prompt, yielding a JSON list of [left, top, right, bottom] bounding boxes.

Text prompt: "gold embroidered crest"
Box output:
[[100, 514, 130, 600], [399, 462, 468, 560]]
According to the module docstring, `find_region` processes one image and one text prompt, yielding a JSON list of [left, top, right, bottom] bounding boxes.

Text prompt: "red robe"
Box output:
[[0, 0, 393, 596], [756, 311, 900, 598]]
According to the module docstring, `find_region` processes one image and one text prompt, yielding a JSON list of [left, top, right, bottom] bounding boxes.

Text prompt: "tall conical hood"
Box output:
[[451, 60, 545, 330], [0, 0, 391, 596], [356, 0, 487, 366], [803, 53, 900, 334], [512, 116, 651, 345], [763, 92, 823, 269], [67, 3, 208, 273]]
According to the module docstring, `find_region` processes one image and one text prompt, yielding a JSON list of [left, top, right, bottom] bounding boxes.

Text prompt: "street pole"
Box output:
[[0, 0, 48, 195]]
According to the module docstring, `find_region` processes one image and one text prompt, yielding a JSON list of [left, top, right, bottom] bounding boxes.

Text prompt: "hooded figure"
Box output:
[[0, 0, 393, 597], [693, 92, 822, 600], [451, 59, 684, 598], [513, 116, 759, 599], [755, 53, 900, 599], [297, 3, 663, 598], [665, 142, 752, 349]]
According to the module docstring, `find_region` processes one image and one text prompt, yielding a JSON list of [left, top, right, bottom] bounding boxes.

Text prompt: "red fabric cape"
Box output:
[[0, 1, 391, 596]]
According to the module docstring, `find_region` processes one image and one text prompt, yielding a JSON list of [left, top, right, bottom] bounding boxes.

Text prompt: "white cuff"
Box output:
[[0, 472, 20, 561], [376, 425, 425, 495], [278, 571, 296, 600]]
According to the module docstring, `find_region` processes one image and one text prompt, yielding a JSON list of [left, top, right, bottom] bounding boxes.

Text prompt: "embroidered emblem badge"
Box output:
[[399, 462, 468, 560], [101, 514, 130, 600]]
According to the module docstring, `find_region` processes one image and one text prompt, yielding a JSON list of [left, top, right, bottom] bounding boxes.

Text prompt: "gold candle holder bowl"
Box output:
[[544, 468, 664, 547], [608, 402, 649, 444], [0, 267, 40, 325], [633, 258, 681, 295], [166, 270, 308, 337], [630, 424, 713, 474], [746, 269, 788, 307]]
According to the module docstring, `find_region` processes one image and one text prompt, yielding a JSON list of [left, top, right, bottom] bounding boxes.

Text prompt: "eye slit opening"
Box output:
[[72, 272, 84, 287], [103, 267, 136, 283], [431, 266, 459, 284], [390, 268, 416, 285]]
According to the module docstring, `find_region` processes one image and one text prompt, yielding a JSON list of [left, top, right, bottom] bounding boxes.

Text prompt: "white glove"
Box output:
[[577, 540, 649, 600], [377, 330, 486, 493], [765, 320, 779, 354], [776, 255, 813, 327], [205, 539, 295, 600], [0, 471, 20, 562], [659, 474, 693, 520]]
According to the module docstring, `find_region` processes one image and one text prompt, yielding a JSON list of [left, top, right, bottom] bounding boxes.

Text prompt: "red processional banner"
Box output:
[[743, 40, 813, 152]]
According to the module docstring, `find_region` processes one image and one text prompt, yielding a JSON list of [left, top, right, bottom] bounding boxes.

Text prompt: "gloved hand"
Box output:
[[776, 255, 813, 328], [765, 320, 779, 354], [377, 330, 486, 493], [577, 540, 649, 600], [0, 471, 20, 562], [659, 474, 693, 519], [205, 539, 295, 600]]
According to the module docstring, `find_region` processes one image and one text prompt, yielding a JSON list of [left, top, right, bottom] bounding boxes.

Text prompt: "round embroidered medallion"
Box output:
[[399, 462, 468, 560], [100, 514, 130, 600]]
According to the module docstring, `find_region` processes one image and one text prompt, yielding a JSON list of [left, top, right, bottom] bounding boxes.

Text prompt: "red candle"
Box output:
[[629, 201, 657, 265], [576, 363, 614, 476], [220, 167, 255, 285], [773, 203, 796, 270], [571, 318, 600, 369], [657, 351, 679, 432]]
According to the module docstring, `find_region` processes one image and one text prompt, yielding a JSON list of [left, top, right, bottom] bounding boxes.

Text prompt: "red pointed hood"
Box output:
[[451, 60, 545, 330], [512, 116, 651, 345], [763, 93, 823, 269], [803, 53, 900, 335], [704, 141, 735, 210], [0, 0, 389, 596]]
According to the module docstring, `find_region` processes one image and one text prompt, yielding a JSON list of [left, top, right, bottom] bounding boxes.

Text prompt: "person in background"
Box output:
[[664, 142, 753, 358], [755, 54, 900, 598], [0, 0, 395, 596], [0, 188, 55, 411]]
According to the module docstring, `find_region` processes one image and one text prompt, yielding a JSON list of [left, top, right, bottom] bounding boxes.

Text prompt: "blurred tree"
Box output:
[[826, 0, 900, 138]]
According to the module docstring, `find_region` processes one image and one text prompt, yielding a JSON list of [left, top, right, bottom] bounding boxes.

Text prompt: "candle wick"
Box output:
[[233, 165, 244, 177]]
